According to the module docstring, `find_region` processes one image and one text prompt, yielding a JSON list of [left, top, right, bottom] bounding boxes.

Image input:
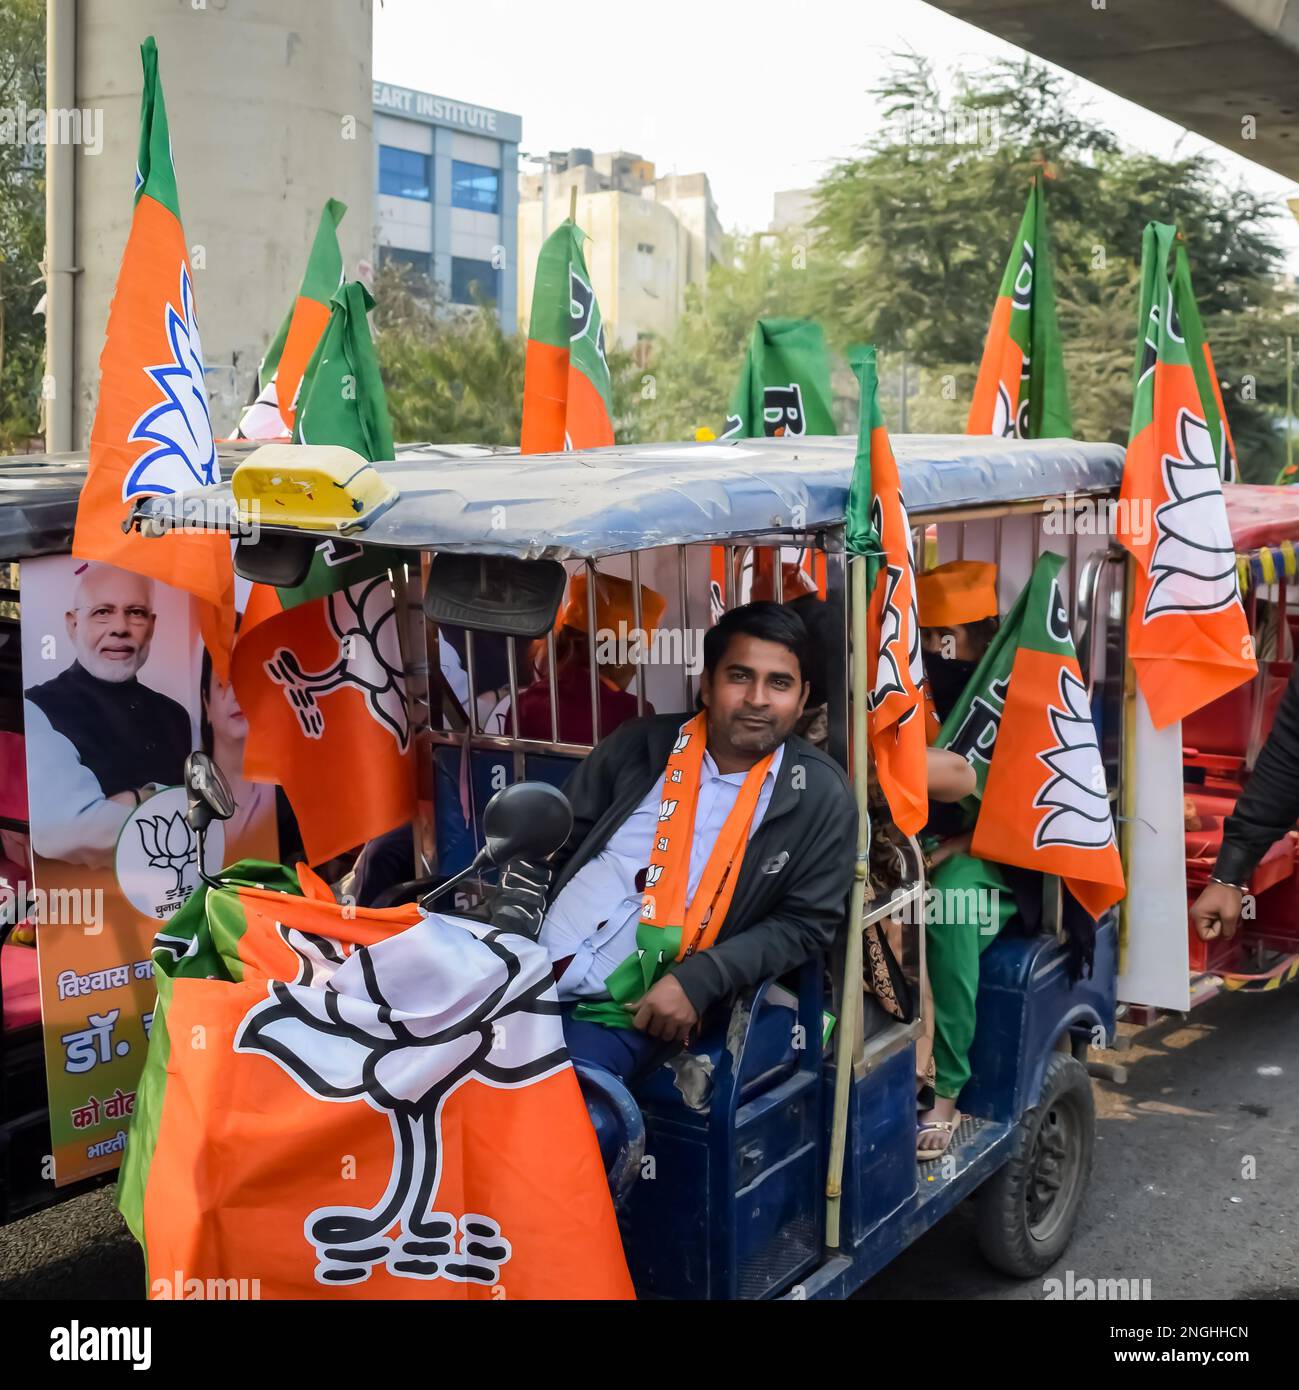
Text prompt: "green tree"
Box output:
[[0, 0, 45, 453]]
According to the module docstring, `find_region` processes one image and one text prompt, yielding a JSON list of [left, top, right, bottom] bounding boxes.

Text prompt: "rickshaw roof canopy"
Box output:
[[144, 433, 1126, 561]]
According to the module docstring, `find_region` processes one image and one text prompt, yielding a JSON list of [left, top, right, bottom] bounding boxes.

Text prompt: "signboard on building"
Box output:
[[372, 82, 522, 143]]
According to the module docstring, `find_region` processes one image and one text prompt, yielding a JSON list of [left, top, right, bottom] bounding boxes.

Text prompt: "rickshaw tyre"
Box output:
[[974, 1052, 1095, 1279]]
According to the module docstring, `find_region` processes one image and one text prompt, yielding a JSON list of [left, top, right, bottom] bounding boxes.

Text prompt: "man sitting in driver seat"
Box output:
[[536, 601, 858, 1084]]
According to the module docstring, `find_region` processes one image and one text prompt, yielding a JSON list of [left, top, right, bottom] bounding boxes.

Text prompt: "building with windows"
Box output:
[[372, 81, 521, 324], [518, 150, 722, 353]]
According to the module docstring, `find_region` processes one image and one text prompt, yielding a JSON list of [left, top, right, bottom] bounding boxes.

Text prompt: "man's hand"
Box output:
[[631, 974, 699, 1044], [1191, 881, 1245, 941]]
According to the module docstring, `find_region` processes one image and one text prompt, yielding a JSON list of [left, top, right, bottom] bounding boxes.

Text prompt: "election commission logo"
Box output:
[[114, 787, 225, 921]]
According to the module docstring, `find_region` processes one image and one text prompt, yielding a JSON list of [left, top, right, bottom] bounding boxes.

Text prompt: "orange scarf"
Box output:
[[570, 712, 778, 1028], [640, 711, 777, 960]]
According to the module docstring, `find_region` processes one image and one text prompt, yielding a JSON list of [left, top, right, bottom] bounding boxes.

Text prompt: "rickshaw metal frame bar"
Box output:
[[547, 629, 560, 742], [677, 545, 691, 711], [630, 551, 646, 718], [586, 559, 601, 745]]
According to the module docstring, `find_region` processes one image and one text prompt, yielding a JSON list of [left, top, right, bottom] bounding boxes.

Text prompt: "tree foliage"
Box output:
[[0, 0, 46, 453], [645, 53, 1299, 480]]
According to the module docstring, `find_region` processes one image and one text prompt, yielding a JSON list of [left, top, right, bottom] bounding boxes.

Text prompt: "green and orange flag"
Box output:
[[521, 219, 614, 453], [117, 862, 634, 1299], [968, 173, 1072, 440], [235, 198, 346, 440], [1117, 223, 1254, 729], [714, 319, 836, 616], [940, 552, 1125, 920], [72, 36, 234, 675], [846, 346, 927, 836], [232, 281, 415, 864]]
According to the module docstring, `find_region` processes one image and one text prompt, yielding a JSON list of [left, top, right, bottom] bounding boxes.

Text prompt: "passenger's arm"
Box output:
[[23, 701, 132, 868], [926, 747, 976, 803], [669, 784, 858, 1016], [1215, 661, 1299, 885]]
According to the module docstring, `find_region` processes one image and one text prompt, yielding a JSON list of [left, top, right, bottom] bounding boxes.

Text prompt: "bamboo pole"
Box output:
[[825, 552, 871, 1247]]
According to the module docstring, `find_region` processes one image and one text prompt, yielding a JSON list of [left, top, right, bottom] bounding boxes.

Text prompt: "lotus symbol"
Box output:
[[125, 264, 218, 499], [136, 810, 197, 900], [235, 911, 567, 1286], [266, 574, 411, 748], [1033, 667, 1117, 852]]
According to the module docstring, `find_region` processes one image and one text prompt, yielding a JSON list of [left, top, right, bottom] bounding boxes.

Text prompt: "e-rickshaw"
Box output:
[[140, 430, 1130, 1298]]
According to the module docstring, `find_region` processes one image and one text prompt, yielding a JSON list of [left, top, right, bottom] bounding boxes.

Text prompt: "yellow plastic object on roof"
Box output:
[[231, 443, 398, 532]]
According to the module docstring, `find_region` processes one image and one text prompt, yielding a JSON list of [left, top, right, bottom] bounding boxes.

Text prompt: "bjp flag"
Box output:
[[967, 172, 1072, 440], [234, 198, 346, 440], [846, 346, 927, 836], [941, 553, 1125, 920], [72, 37, 234, 677], [521, 220, 614, 454], [232, 280, 415, 864], [117, 863, 634, 1299], [1117, 223, 1255, 729]]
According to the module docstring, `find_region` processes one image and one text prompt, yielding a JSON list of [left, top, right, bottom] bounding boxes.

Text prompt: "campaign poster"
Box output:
[[20, 556, 277, 1185]]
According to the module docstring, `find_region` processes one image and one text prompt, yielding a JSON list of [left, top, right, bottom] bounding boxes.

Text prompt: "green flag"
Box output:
[[722, 318, 836, 438], [293, 280, 394, 463]]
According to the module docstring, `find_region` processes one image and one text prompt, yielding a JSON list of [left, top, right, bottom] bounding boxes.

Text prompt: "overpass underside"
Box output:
[[928, 0, 1299, 182]]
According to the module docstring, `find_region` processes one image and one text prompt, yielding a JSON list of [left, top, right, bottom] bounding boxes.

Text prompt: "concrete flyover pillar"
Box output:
[[65, 0, 374, 442]]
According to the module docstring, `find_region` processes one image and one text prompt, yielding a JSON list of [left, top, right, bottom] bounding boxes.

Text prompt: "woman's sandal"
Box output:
[[916, 1111, 961, 1162]]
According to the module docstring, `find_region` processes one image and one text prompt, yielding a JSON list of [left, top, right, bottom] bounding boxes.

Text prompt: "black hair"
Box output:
[[703, 601, 812, 684], [963, 616, 1000, 658]]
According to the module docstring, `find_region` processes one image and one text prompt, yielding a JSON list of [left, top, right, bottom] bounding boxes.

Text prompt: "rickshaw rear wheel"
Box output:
[[975, 1052, 1095, 1278]]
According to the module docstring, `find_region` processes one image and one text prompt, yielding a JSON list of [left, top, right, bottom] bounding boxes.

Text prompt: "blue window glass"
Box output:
[[379, 145, 430, 200], [379, 246, 432, 278], [451, 160, 500, 214], [451, 257, 498, 306]]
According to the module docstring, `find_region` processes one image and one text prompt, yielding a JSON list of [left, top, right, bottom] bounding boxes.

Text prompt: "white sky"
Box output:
[[372, 0, 1299, 265]]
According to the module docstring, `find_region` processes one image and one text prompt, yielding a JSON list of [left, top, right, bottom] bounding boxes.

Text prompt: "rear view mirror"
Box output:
[[233, 531, 318, 588], [423, 553, 567, 638], [185, 752, 235, 888], [480, 782, 573, 865]]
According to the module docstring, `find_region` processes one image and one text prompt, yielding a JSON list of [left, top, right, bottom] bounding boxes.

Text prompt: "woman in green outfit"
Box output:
[[913, 560, 1011, 1160]]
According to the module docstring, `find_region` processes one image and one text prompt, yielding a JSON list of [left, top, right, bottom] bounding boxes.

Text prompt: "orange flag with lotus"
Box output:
[[1117, 223, 1255, 728], [72, 37, 234, 676], [117, 863, 634, 1299]]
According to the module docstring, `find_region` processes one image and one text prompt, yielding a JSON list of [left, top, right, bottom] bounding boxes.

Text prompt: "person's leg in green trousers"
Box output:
[[917, 850, 1015, 1156]]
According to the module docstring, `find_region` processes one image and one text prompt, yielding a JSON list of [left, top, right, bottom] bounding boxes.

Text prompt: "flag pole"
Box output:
[[826, 552, 871, 1247], [569, 185, 578, 226]]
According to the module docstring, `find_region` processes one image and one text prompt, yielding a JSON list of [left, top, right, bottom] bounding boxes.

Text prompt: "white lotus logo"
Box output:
[[235, 911, 568, 1286], [1145, 407, 1238, 619], [234, 377, 290, 442], [1033, 667, 1116, 852], [869, 492, 922, 714], [657, 799, 679, 822], [125, 264, 218, 499], [265, 575, 410, 748]]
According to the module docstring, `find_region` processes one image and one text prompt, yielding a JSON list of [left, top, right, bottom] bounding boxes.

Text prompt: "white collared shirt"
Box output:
[[541, 743, 784, 1001]]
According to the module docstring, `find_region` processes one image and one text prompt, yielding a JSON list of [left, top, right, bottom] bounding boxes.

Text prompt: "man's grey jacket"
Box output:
[[549, 712, 859, 1016]]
